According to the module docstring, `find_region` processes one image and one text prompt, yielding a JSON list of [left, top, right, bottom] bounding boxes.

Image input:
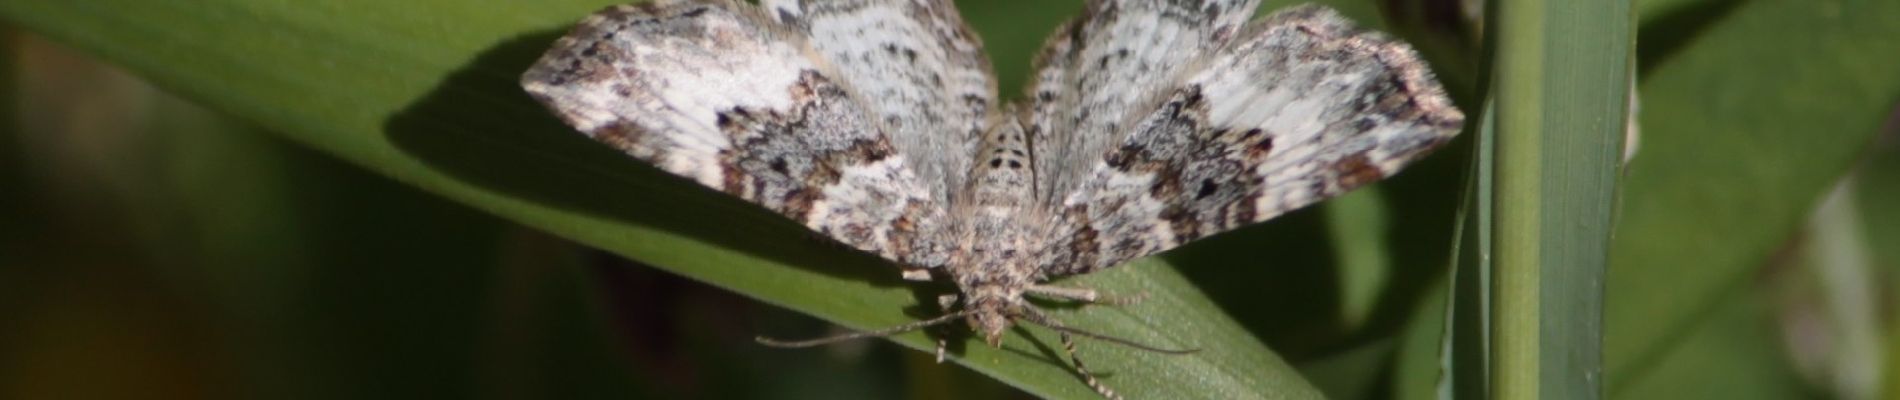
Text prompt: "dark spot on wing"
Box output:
[[589, 120, 644, 152], [1181, 85, 1207, 108], [1149, 169, 1183, 198], [1355, 117, 1379, 132], [720, 161, 746, 194], [781, 188, 820, 220], [1161, 205, 1203, 242], [1234, 194, 1259, 222], [1104, 147, 1130, 169], [849, 138, 891, 163], [1245, 130, 1274, 160], [1333, 153, 1386, 189], [961, 93, 987, 108]]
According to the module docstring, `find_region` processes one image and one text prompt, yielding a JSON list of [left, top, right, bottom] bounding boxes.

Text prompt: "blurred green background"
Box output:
[[2, 0, 1898, 398]]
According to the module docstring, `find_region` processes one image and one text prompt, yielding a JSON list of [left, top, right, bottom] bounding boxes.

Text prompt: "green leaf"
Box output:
[[0, 0, 1499, 397], [1614, 287, 1812, 399], [1488, 0, 1631, 397], [1866, 141, 1900, 400], [1388, 0, 1900, 398], [1608, 0, 1900, 394]]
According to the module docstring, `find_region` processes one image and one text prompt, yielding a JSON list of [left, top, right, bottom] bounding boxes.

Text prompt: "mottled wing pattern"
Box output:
[[521, 0, 946, 266], [1026, 0, 1262, 206], [765, 0, 997, 205], [1037, 5, 1465, 276]]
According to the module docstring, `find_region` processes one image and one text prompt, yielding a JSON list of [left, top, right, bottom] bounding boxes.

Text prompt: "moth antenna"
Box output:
[[756, 311, 971, 348], [1017, 308, 1198, 355]]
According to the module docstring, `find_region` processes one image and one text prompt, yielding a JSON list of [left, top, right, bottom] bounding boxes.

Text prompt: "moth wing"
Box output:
[[765, 0, 997, 205], [1025, 0, 1264, 206], [1037, 5, 1464, 276], [521, 0, 947, 266]]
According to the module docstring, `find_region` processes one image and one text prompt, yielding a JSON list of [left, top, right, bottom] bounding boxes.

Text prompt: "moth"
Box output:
[[521, 0, 1462, 397]]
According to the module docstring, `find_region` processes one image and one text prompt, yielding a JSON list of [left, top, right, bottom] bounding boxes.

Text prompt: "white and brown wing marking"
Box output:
[[765, 0, 997, 207], [520, 0, 946, 266], [1036, 5, 1465, 276], [1026, 0, 1265, 206]]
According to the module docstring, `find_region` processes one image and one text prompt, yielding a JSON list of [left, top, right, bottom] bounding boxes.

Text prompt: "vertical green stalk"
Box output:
[[1488, 0, 1631, 398], [1489, 0, 1544, 392], [1445, 99, 1496, 400]]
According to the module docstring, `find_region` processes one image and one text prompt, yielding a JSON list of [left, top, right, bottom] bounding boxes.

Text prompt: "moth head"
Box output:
[[955, 283, 1024, 348], [968, 308, 1013, 348]]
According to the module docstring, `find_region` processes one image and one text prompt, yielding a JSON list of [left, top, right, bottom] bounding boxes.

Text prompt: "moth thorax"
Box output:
[[967, 112, 1032, 208]]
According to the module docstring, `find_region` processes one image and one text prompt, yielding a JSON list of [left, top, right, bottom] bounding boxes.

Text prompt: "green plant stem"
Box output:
[[1447, 99, 1497, 400], [1488, 0, 1631, 398]]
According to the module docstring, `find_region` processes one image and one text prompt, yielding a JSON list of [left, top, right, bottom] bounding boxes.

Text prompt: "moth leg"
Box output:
[[1058, 330, 1120, 400], [1019, 309, 1122, 400], [934, 294, 960, 363], [901, 267, 933, 282], [1026, 285, 1147, 306], [1026, 285, 1100, 302], [937, 294, 961, 309]]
